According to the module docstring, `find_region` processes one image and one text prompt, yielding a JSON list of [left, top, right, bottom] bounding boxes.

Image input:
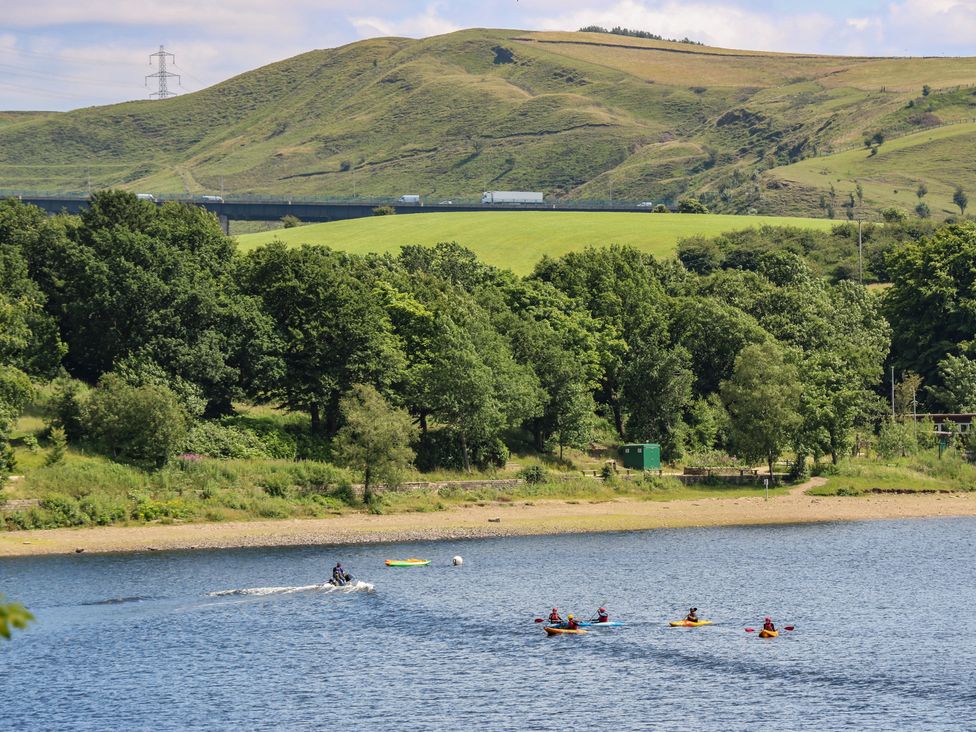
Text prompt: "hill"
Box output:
[[234, 211, 836, 273], [3, 29, 976, 218]]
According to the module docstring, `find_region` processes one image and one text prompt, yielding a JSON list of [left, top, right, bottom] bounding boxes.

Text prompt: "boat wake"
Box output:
[[207, 580, 375, 597]]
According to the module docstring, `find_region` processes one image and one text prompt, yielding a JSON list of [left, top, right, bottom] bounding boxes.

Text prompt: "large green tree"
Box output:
[[240, 242, 403, 433], [884, 223, 976, 389], [721, 343, 802, 478]]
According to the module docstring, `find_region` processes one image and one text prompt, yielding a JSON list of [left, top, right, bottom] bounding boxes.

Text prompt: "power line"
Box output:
[[0, 45, 145, 66], [146, 45, 180, 100], [0, 61, 140, 89]]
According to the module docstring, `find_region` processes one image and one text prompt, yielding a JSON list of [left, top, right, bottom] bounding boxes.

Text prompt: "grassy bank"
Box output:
[[234, 211, 836, 274], [809, 452, 976, 495]]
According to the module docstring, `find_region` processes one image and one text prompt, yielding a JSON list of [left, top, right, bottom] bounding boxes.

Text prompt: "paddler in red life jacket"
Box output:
[[686, 608, 699, 622], [595, 607, 609, 624], [763, 617, 776, 632], [548, 608, 563, 624], [565, 614, 579, 630]]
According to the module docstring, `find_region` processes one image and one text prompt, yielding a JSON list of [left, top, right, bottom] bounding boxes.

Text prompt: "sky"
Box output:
[[2, 0, 976, 111]]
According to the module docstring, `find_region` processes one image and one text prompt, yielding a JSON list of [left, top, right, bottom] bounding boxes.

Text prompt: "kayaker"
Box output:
[[686, 608, 699, 622], [595, 607, 609, 623], [763, 617, 776, 632], [548, 608, 563, 624], [566, 614, 579, 630]]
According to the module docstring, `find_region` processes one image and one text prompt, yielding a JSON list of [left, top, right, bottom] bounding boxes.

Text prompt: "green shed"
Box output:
[[620, 443, 661, 471]]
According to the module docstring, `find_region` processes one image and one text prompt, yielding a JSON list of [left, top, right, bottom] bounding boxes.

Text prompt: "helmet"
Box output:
[[599, 607, 606, 612], [568, 614, 574, 619], [552, 608, 558, 612], [765, 617, 771, 622]]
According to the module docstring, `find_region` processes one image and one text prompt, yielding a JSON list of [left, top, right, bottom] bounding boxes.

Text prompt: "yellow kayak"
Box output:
[[544, 626, 588, 636], [758, 629, 779, 638], [385, 558, 430, 567], [669, 619, 713, 627]]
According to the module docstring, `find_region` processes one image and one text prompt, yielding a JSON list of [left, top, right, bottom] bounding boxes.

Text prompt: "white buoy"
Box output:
[[452, 556, 463, 566]]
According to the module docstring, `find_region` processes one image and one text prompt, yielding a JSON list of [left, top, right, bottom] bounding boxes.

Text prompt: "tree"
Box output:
[[677, 197, 709, 214], [84, 373, 189, 468], [953, 187, 968, 215], [334, 384, 417, 505], [621, 340, 694, 460], [0, 597, 33, 640], [916, 182, 928, 200], [280, 215, 301, 228], [884, 223, 976, 383], [930, 352, 976, 412], [721, 343, 802, 478], [21, 191, 277, 414], [855, 181, 864, 206], [922, 84, 931, 96], [0, 365, 34, 484], [915, 201, 931, 219], [45, 427, 67, 466], [880, 207, 907, 223], [239, 242, 403, 434]]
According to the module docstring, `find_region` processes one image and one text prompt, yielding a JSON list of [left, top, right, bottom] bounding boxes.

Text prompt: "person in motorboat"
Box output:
[[594, 607, 610, 624], [762, 617, 776, 632], [548, 608, 563, 624], [330, 563, 350, 586], [565, 614, 580, 630], [686, 608, 699, 623]]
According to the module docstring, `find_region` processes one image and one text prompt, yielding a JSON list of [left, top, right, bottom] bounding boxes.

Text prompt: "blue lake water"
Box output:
[[2, 518, 975, 731]]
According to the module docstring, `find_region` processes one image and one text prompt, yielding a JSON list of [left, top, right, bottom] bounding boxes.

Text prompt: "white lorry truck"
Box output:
[[481, 191, 544, 204]]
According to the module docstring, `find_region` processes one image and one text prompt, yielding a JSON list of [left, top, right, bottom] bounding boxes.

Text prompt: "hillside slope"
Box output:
[[3, 29, 976, 218]]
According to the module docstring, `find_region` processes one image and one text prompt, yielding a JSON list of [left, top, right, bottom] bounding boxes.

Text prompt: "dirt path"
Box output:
[[2, 478, 974, 558]]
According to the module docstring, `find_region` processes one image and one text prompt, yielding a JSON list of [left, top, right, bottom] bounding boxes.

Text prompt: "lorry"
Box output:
[[135, 193, 156, 202], [397, 194, 421, 204], [481, 191, 544, 204]]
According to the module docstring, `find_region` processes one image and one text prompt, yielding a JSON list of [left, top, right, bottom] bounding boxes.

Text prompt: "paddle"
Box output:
[[746, 625, 795, 632]]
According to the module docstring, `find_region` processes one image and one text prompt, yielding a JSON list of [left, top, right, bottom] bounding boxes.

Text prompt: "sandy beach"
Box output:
[[2, 479, 975, 557]]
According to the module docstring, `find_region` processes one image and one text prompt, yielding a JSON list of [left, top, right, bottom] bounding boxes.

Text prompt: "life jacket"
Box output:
[[566, 618, 579, 629], [549, 612, 562, 623], [597, 612, 609, 623], [763, 621, 775, 631]]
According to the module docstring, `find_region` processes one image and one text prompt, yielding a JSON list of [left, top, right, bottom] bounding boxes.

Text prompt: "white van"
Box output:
[[135, 193, 156, 202], [397, 194, 421, 204], [200, 195, 224, 203]]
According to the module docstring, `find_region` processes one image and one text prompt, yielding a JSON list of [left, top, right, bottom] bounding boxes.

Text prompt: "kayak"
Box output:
[[758, 629, 779, 638], [669, 620, 713, 627], [577, 621, 625, 628], [544, 626, 588, 636], [385, 559, 430, 567]]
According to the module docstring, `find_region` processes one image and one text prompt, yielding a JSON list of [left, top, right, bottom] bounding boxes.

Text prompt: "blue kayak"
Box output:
[[575, 621, 625, 628]]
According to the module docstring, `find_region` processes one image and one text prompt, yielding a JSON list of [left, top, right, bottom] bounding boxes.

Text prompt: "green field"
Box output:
[[234, 211, 837, 272], [3, 28, 976, 218]]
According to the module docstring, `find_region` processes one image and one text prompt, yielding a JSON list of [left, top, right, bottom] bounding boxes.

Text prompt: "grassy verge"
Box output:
[[809, 452, 976, 496], [1, 442, 792, 530]]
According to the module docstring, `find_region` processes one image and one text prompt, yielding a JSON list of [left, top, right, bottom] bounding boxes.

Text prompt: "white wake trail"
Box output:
[[208, 580, 374, 597]]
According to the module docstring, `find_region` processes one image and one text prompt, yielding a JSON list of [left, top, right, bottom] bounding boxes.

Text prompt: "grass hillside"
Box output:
[[234, 211, 836, 273], [3, 28, 976, 218], [763, 122, 976, 217]]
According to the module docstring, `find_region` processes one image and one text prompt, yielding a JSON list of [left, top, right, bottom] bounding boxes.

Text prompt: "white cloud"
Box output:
[[351, 3, 461, 39], [525, 0, 835, 53]]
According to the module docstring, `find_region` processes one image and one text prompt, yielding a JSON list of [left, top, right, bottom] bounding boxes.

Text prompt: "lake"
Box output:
[[2, 518, 975, 730]]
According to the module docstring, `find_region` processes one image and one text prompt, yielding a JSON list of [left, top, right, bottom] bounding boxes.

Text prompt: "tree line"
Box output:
[[1, 191, 974, 486]]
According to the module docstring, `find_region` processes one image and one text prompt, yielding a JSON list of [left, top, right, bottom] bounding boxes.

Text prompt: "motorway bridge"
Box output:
[[12, 195, 656, 233]]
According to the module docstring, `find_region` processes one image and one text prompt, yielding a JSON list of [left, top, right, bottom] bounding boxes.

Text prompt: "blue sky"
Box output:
[[2, 0, 976, 111]]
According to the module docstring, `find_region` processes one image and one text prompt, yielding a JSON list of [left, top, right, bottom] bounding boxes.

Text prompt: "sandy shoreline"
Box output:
[[2, 479, 975, 557]]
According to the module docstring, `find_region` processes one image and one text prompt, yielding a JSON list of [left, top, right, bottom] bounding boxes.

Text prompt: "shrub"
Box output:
[[181, 422, 271, 459], [372, 206, 396, 216], [280, 215, 301, 228], [39, 494, 86, 526], [84, 373, 189, 468], [260, 474, 290, 498], [45, 427, 67, 466], [677, 197, 709, 214], [518, 465, 548, 484], [915, 202, 931, 219], [653, 204, 669, 213]]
